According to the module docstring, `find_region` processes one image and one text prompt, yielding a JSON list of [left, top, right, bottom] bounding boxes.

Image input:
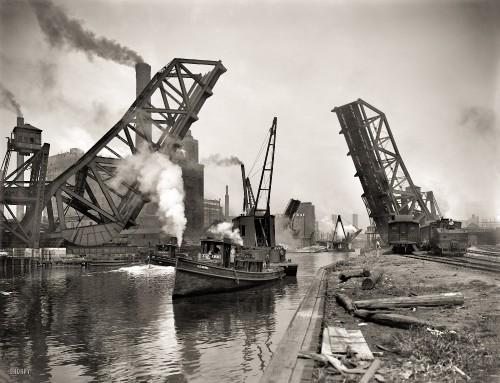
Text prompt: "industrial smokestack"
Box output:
[[225, 185, 229, 220], [135, 63, 152, 148], [15, 117, 25, 220]]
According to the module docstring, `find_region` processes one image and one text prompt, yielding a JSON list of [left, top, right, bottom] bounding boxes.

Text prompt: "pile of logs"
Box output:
[[336, 291, 464, 329], [339, 268, 383, 290], [336, 266, 464, 329]]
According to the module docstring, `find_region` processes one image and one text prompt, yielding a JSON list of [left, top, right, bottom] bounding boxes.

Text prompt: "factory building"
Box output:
[[204, 199, 224, 228], [292, 202, 317, 248]]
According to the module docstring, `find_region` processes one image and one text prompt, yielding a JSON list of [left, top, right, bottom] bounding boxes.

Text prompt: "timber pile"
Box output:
[[339, 268, 370, 282], [335, 289, 462, 330], [334, 266, 463, 330]]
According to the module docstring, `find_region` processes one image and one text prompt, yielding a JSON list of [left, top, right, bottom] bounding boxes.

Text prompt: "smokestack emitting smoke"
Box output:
[[225, 185, 229, 219], [116, 148, 187, 245], [202, 154, 243, 167], [29, 0, 144, 67], [208, 222, 243, 246], [0, 83, 23, 116]]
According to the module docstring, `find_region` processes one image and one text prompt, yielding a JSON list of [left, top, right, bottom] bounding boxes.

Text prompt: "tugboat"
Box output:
[[172, 238, 284, 298], [149, 237, 185, 266]]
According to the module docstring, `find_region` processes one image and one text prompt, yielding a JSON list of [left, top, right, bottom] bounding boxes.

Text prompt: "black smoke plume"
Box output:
[[0, 83, 23, 116], [202, 153, 243, 167], [29, 0, 144, 67]]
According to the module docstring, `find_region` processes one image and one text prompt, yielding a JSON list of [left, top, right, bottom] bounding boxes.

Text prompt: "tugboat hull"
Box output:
[[173, 258, 284, 298]]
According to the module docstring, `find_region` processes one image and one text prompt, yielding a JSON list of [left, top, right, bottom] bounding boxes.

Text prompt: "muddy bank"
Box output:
[[314, 250, 500, 383]]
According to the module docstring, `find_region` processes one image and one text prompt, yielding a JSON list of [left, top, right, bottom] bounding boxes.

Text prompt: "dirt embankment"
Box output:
[[316, 250, 500, 383]]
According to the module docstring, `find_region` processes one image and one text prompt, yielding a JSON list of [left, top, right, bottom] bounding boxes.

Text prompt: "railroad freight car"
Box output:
[[388, 215, 420, 253], [419, 218, 468, 255]]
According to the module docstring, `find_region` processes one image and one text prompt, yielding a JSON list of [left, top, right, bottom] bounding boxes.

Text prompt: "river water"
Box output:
[[0, 252, 351, 382]]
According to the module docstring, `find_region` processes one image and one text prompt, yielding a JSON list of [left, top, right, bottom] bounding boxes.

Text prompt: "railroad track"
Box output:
[[466, 248, 500, 257], [399, 252, 500, 274]]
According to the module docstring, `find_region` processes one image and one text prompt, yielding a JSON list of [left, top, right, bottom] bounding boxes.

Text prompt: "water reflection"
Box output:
[[173, 280, 297, 383], [0, 253, 347, 382]]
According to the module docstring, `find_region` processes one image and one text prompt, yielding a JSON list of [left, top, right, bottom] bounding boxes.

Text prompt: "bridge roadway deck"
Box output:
[[260, 264, 331, 383]]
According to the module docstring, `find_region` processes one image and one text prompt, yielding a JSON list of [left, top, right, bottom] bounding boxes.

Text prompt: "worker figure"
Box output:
[[376, 239, 381, 256], [265, 253, 270, 269]]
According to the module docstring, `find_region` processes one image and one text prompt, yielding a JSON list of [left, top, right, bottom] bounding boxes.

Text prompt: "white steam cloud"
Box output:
[[202, 153, 243, 167], [276, 225, 299, 250], [116, 148, 186, 244], [208, 221, 243, 245], [321, 216, 358, 240], [30, 0, 144, 67]]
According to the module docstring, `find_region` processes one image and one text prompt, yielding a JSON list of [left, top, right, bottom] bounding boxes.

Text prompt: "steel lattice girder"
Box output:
[[0, 143, 50, 247], [333, 99, 440, 243], [33, 58, 226, 246]]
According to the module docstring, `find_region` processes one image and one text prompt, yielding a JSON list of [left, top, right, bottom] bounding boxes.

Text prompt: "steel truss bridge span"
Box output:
[[333, 99, 440, 244], [5, 58, 226, 247]]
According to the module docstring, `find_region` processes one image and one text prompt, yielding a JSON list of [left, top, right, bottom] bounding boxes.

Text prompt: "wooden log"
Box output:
[[359, 358, 382, 383], [339, 268, 370, 282], [353, 309, 446, 330], [354, 292, 464, 310], [361, 270, 383, 290], [335, 292, 357, 313]]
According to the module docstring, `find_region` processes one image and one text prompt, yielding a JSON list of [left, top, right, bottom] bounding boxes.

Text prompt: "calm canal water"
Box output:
[[0, 252, 351, 382]]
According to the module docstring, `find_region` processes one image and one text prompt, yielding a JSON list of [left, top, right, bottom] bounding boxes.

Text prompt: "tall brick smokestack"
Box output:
[[135, 62, 151, 148], [135, 63, 156, 218], [16, 117, 25, 220], [225, 185, 229, 220]]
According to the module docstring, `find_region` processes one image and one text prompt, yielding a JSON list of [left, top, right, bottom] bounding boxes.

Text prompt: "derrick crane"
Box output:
[[332, 99, 441, 244], [250, 117, 277, 247], [234, 118, 277, 247], [2, 58, 226, 247], [332, 215, 362, 245], [240, 164, 256, 216]]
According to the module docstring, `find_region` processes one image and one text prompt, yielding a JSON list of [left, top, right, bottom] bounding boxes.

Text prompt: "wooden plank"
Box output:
[[359, 358, 382, 383], [328, 327, 350, 353], [327, 326, 374, 360], [346, 330, 374, 360]]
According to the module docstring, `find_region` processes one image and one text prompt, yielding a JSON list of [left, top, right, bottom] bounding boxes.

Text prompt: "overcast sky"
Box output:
[[1, 0, 499, 231]]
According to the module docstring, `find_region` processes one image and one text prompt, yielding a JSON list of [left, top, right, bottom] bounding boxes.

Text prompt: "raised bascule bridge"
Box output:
[[1, 58, 226, 248], [332, 99, 441, 244]]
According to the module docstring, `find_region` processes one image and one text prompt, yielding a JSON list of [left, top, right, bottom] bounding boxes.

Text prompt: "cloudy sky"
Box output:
[[1, 0, 499, 232]]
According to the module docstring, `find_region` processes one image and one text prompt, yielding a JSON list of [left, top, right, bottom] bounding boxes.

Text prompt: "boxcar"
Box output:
[[388, 215, 420, 253]]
